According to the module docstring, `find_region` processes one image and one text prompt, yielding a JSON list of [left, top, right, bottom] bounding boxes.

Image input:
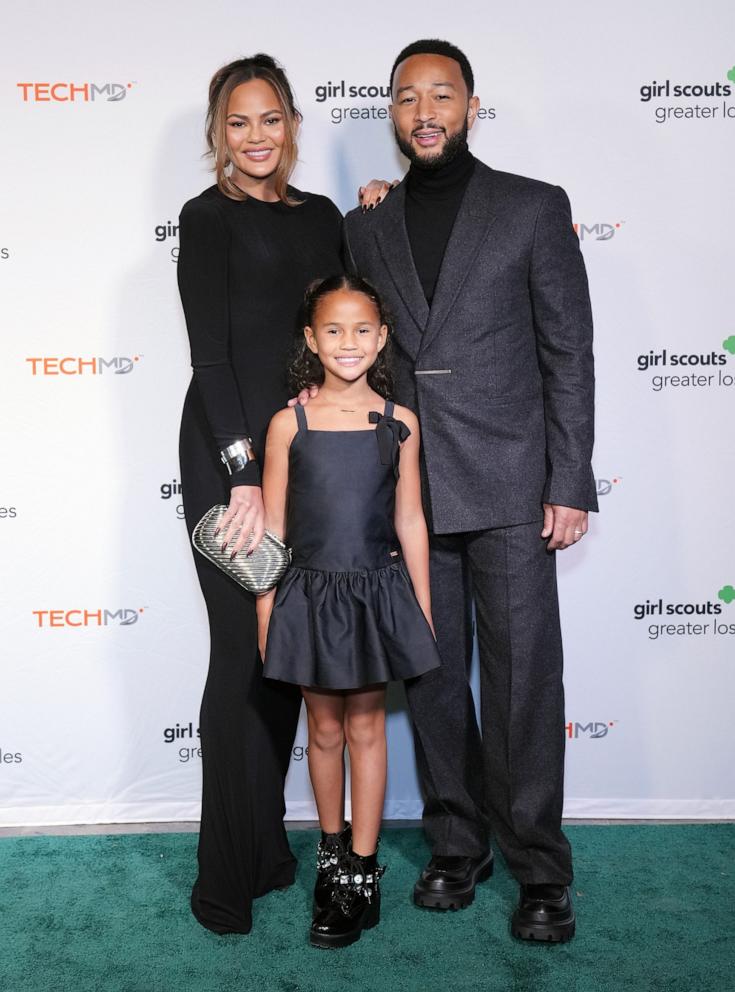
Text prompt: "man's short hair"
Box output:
[[389, 39, 474, 97]]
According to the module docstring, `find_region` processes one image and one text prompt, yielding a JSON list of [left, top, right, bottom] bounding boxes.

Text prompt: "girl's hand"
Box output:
[[214, 485, 265, 558], [287, 384, 319, 407], [358, 179, 400, 211]]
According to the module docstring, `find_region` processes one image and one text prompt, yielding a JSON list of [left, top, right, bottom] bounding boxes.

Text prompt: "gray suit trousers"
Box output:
[[405, 520, 573, 885]]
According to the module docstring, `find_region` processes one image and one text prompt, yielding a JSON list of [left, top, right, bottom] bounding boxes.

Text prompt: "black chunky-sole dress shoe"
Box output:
[[511, 884, 576, 942], [413, 851, 494, 910]]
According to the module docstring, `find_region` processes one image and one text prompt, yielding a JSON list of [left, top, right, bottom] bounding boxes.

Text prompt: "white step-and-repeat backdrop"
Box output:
[[2, 0, 734, 825]]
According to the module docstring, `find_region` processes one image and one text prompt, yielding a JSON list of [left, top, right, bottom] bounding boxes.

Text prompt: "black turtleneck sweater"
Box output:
[[405, 143, 476, 304]]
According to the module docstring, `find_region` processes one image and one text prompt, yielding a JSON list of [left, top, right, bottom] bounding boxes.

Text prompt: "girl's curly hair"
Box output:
[[288, 273, 394, 398]]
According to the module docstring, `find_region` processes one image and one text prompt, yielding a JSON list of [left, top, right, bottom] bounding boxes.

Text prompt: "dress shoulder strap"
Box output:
[[293, 404, 308, 432], [384, 400, 395, 417]]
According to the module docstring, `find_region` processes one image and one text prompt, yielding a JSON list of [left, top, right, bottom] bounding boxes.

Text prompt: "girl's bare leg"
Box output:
[[343, 685, 387, 856], [302, 687, 346, 834]]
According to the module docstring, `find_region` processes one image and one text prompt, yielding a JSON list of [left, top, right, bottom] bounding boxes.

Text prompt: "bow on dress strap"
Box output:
[[368, 410, 411, 480]]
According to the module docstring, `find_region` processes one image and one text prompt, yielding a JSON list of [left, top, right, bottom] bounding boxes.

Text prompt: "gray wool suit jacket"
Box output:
[[343, 159, 598, 535]]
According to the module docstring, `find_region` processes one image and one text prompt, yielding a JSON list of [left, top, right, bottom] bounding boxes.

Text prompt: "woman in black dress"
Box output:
[[177, 54, 388, 934]]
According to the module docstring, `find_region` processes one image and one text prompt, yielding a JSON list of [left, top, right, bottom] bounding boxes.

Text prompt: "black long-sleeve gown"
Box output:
[[177, 184, 343, 934]]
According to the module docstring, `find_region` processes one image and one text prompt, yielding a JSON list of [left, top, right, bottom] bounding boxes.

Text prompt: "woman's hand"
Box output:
[[214, 484, 265, 558], [358, 178, 400, 211], [286, 384, 319, 407]]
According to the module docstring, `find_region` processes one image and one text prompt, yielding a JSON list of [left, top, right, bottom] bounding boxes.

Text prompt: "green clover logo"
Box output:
[[723, 335, 735, 355], [718, 585, 735, 605], [728, 66, 735, 84]]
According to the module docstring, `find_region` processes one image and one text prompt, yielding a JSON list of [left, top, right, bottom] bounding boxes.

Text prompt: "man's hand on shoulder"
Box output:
[[541, 504, 588, 551]]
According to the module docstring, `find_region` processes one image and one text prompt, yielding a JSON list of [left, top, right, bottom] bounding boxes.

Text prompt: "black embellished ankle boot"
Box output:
[[310, 848, 385, 949], [314, 823, 352, 912]]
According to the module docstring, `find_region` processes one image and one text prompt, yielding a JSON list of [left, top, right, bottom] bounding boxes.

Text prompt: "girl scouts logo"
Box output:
[[634, 586, 735, 641], [636, 338, 734, 391], [639, 65, 735, 124]]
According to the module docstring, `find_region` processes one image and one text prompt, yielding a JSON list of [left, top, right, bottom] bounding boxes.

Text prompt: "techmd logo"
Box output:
[[574, 222, 624, 242], [26, 356, 142, 375], [566, 721, 616, 740], [17, 82, 136, 103], [32, 608, 146, 628]]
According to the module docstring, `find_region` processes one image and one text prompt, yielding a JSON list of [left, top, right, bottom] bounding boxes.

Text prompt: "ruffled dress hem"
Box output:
[[263, 560, 441, 690]]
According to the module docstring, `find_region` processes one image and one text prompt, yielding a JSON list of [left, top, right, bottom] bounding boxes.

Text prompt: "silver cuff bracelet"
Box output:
[[220, 438, 256, 475]]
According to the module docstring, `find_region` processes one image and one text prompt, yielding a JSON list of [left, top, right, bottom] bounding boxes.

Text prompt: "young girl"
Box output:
[[256, 273, 441, 949]]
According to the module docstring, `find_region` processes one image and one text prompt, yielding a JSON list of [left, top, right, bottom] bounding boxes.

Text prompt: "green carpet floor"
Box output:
[[1, 825, 733, 992]]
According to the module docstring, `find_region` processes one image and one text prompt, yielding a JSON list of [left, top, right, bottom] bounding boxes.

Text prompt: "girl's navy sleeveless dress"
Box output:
[[263, 401, 442, 690]]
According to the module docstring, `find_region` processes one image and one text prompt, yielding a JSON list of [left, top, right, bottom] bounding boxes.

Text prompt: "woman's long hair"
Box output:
[[205, 54, 301, 205], [288, 274, 394, 399]]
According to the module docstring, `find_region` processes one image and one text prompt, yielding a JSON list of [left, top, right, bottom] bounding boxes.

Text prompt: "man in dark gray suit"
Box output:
[[343, 39, 597, 942]]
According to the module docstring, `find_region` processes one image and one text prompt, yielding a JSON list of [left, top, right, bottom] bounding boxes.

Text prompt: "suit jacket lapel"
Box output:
[[373, 180, 429, 361], [420, 163, 501, 356]]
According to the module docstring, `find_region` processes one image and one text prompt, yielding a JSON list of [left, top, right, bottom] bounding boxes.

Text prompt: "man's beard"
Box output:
[[394, 120, 468, 170]]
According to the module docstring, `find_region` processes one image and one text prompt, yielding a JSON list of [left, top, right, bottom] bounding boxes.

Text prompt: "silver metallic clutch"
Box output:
[[192, 505, 292, 595]]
